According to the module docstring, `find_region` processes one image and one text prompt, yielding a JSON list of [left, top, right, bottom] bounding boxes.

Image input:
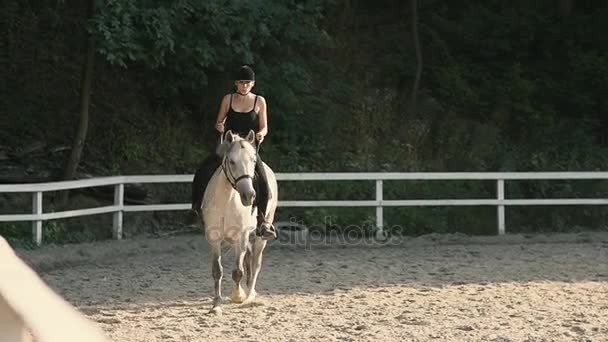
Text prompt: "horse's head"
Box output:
[[217, 130, 258, 206]]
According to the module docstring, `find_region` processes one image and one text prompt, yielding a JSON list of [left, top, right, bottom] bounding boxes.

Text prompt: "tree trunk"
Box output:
[[62, 0, 95, 182], [410, 0, 422, 111]]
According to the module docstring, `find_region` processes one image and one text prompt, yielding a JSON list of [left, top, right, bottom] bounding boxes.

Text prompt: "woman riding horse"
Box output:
[[191, 65, 276, 240]]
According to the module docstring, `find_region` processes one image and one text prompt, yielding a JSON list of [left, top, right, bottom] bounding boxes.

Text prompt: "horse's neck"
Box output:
[[205, 167, 235, 205]]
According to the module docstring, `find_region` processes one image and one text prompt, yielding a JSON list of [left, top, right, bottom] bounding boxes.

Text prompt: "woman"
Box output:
[[191, 65, 276, 240]]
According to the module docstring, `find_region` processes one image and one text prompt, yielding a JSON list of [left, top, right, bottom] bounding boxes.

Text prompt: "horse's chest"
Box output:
[[203, 207, 256, 234]]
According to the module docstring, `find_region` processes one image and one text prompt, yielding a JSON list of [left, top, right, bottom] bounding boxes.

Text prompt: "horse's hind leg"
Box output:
[[209, 242, 223, 315]]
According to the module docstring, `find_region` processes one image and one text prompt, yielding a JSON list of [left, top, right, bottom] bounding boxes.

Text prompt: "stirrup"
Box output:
[[256, 221, 277, 240]]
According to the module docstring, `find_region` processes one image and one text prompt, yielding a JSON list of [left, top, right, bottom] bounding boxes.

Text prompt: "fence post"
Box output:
[[375, 180, 386, 240], [32, 192, 43, 246], [497, 179, 505, 235], [113, 183, 124, 240]]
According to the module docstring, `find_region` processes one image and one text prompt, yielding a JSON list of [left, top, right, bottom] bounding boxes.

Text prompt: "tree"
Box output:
[[410, 0, 422, 110], [62, 0, 96, 182]]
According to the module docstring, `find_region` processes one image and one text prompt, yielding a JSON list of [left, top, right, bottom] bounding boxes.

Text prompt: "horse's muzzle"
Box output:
[[233, 174, 255, 206], [239, 189, 256, 206]]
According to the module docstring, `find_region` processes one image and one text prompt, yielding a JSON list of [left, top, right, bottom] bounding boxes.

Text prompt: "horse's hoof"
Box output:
[[209, 306, 222, 316], [243, 290, 257, 304], [231, 288, 245, 303]]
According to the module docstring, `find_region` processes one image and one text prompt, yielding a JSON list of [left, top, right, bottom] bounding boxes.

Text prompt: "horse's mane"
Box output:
[[216, 134, 256, 158]]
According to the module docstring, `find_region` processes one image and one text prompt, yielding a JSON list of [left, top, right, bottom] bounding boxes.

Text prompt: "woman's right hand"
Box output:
[[215, 122, 225, 133]]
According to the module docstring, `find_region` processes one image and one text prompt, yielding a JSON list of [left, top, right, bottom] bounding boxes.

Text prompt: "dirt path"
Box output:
[[15, 231, 608, 341]]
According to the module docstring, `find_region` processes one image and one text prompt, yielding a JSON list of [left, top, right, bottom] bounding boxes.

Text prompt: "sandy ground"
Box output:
[[13, 230, 608, 342]]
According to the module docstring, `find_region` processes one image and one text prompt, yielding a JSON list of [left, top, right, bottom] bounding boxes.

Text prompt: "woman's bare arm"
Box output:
[[256, 96, 268, 141], [214, 94, 230, 133]]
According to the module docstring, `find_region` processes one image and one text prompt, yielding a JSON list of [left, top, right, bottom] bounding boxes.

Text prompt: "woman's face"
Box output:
[[235, 80, 254, 95]]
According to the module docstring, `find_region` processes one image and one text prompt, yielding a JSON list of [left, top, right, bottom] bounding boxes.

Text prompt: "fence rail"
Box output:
[[1, 172, 607, 245]]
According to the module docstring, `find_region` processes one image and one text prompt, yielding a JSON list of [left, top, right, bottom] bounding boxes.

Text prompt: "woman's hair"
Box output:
[[234, 65, 255, 81]]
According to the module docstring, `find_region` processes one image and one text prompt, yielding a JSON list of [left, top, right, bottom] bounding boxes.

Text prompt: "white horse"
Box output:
[[0, 236, 110, 342], [201, 130, 278, 315]]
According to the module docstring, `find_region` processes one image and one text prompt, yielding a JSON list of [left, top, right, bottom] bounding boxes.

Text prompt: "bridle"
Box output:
[[220, 136, 259, 191], [221, 154, 255, 191]]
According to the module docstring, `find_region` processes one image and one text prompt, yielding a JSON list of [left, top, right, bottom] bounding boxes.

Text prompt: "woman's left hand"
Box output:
[[255, 132, 265, 142]]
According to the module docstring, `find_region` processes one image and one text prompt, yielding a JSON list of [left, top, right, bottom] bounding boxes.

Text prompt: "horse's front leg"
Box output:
[[246, 238, 267, 301], [209, 241, 223, 315], [231, 238, 248, 304], [244, 243, 253, 286]]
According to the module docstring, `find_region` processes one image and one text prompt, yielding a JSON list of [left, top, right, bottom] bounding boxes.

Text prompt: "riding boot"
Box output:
[[253, 160, 277, 240]]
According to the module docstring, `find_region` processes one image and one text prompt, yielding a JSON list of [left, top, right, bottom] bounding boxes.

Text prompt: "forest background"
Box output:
[[2, 0, 607, 246]]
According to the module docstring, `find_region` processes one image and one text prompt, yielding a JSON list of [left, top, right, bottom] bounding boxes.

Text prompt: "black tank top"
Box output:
[[225, 94, 259, 137]]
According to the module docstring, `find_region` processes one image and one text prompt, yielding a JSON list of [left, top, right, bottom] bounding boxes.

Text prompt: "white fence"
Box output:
[[1, 172, 608, 245]]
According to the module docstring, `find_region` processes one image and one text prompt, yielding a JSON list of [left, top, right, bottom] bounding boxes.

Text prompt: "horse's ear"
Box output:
[[224, 130, 234, 143], [245, 130, 255, 144]]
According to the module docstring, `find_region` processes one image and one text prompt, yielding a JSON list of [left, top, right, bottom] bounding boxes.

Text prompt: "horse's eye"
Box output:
[[229, 160, 235, 165]]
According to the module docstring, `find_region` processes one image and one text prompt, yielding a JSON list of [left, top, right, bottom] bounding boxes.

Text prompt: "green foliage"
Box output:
[[90, 0, 331, 98], [86, 107, 206, 174], [0, 222, 37, 250]]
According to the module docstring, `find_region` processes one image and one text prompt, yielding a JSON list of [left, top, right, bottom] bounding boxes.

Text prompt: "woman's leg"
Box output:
[[254, 157, 276, 239], [191, 153, 221, 211], [254, 159, 269, 217]]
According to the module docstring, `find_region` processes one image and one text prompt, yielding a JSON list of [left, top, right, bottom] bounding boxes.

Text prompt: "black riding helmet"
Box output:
[[235, 65, 255, 81]]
